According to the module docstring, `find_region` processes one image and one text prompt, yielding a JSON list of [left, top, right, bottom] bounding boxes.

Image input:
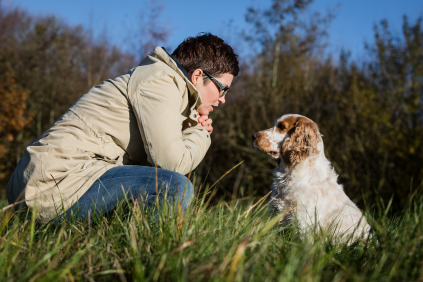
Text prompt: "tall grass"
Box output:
[[0, 184, 422, 281]]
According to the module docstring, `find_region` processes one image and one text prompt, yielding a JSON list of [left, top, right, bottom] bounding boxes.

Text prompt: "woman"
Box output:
[[6, 33, 239, 222]]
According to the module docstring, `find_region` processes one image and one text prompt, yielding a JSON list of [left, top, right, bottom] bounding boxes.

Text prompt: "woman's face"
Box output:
[[190, 70, 234, 116]]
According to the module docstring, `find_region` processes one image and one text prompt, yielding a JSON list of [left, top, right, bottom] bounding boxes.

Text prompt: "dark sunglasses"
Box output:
[[203, 71, 230, 97]]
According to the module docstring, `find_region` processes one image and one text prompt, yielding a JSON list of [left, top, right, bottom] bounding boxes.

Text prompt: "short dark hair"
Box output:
[[172, 33, 239, 80]]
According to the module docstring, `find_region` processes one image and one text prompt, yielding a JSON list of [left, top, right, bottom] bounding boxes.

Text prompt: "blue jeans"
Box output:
[[59, 165, 194, 221]]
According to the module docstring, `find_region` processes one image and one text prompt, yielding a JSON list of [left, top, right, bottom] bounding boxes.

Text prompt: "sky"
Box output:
[[5, 0, 423, 60]]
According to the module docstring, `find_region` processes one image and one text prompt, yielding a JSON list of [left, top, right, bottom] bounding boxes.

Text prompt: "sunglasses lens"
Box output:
[[204, 71, 229, 97]]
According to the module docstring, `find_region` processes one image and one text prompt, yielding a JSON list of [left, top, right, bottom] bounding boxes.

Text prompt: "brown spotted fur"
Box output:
[[281, 117, 321, 167]]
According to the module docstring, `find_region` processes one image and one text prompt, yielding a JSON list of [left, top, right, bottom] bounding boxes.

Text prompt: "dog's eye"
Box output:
[[277, 123, 285, 130]]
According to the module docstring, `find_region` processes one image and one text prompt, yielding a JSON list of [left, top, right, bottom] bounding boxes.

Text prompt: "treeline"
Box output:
[[0, 5, 136, 195], [198, 0, 423, 212], [0, 2, 170, 196], [1, 1, 422, 212]]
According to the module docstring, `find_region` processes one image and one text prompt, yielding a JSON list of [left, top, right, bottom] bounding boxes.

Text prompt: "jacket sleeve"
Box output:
[[131, 73, 211, 175]]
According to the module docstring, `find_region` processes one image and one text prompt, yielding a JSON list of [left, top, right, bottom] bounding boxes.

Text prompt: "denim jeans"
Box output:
[[59, 165, 194, 221]]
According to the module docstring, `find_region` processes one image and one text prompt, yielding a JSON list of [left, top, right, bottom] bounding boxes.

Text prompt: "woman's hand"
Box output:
[[197, 113, 213, 134]]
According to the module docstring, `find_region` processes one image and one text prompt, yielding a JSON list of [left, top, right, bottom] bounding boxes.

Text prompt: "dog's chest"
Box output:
[[269, 174, 297, 223]]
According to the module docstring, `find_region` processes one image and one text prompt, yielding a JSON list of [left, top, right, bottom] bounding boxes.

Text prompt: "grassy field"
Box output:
[[0, 188, 422, 282]]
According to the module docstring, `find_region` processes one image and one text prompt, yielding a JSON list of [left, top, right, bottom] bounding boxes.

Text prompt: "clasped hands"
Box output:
[[197, 112, 213, 134], [186, 112, 213, 134]]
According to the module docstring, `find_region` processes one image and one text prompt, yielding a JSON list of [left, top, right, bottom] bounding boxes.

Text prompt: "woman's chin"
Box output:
[[198, 108, 210, 116]]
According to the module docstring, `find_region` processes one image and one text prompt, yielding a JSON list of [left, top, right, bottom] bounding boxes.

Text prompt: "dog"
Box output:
[[253, 114, 370, 243]]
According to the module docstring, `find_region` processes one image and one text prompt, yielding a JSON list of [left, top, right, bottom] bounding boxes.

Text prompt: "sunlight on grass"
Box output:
[[0, 185, 422, 281]]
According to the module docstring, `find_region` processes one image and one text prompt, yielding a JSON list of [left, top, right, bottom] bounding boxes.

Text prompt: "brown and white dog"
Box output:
[[253, 114, 370, 243]]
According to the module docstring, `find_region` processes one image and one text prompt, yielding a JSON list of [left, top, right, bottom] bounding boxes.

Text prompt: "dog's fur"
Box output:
[[253, 114, 370, 243]]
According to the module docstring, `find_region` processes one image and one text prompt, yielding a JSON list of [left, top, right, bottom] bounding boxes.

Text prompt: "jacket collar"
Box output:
[[148, 46, 201, 102]]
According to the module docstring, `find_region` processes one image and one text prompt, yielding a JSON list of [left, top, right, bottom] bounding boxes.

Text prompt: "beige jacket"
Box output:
[[6, 47, 211, 222]]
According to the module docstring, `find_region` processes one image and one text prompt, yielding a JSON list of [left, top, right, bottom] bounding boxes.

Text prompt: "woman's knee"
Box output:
[[176, 175, 194, 209], [158, 170, 193, 208]]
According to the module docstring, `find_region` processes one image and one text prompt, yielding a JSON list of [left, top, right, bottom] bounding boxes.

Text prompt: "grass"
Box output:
[[0, 185, 422, 282]]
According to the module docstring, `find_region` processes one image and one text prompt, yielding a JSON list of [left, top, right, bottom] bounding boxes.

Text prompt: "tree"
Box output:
[[198, 1, 423, 212], [198, 0, 337, 200], [0, 72, 32, 193], [0, 2, 170, 193]]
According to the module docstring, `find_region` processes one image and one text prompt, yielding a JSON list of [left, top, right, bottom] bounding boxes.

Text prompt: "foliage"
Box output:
[[0, 4, 134, 190], [197, 0, 423, 212], [131, 0, 171, 60], [0, 2, 173, 191], [0, 73, 32, 184]]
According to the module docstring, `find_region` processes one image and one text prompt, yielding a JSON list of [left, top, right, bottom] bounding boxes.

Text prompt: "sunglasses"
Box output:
[[203, 71, 230, 97]]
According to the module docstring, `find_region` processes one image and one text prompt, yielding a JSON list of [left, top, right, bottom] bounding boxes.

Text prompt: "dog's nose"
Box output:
[[252, 133, 258, 140]]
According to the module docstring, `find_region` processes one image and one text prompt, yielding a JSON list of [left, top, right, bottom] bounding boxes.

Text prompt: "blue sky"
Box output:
[[6, 0, 423, 59]]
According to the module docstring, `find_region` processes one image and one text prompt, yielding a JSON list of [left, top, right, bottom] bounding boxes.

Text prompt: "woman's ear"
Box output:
[[281, 119, 320, 167], [189, 69, 203, 86]]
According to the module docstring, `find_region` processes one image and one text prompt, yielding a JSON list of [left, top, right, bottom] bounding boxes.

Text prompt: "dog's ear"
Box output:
[[281, 119, 320, 166]]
